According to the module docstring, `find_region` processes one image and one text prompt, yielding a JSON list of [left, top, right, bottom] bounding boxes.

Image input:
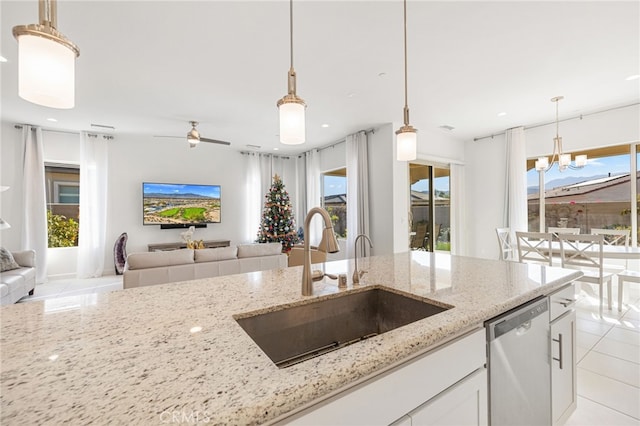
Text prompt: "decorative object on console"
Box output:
[[12, 0, 80, 109], [181, 226, 195, 243], [256, 175, 299, 253], [143, 182, 221, 226], [113, 232, 128, 275], [187, 240, 205, 250]]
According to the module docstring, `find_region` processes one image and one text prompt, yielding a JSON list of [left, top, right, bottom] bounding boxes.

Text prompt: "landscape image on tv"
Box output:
[[143, 183, 221, 225]]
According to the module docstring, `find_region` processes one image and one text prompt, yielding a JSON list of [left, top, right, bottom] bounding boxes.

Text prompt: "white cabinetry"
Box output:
[[549, 283, 577, 425], [277, 328, 486, 426]]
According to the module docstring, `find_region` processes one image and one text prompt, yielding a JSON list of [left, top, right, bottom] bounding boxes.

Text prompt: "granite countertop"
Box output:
[[0, 252, 581, 425]]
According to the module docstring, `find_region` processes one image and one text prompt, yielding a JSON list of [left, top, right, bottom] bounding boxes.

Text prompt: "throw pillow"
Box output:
[[0, 248, 20, 272]]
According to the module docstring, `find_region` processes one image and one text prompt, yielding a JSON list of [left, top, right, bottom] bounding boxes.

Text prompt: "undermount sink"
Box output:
[[234, 287, 452, 368]]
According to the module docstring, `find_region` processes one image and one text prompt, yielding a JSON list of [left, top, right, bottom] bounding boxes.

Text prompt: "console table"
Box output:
[[147, 240, 230, 252]]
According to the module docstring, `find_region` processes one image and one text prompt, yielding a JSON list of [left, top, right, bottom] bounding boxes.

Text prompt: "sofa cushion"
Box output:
[[237, 243, 282, 259], [126, 249, 194, 270], [195, 246, 238, 263], [0, 248, 20, 272]]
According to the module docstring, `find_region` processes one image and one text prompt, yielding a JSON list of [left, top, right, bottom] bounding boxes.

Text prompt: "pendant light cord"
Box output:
[[289, 0, 294, 71], [403, 0, 409, 124]]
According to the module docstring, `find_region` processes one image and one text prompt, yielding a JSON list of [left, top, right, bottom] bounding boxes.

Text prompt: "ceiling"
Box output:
[[1, 1, 638, 155]]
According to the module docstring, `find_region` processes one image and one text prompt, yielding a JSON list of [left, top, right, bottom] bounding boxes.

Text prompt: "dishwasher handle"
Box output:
[[487, 297, 549, 341]]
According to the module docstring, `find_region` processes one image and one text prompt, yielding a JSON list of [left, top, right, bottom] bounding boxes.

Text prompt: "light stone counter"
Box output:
[[0, 252, 581, 425]]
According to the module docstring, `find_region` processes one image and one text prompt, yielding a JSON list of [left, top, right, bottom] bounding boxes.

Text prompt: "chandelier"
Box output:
[[535, 96, 587, 172]]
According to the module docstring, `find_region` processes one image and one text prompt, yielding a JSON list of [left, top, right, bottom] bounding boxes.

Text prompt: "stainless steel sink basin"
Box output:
[[234, 287, 451, 368]]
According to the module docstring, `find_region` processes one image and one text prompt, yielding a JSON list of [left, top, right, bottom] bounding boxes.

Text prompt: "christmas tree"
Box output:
[[256, 174, 300, 253]]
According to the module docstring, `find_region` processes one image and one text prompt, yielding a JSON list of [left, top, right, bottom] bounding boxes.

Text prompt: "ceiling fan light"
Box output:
[[278, 96, 306, 145], [15, 33, 76, 109], [575, 154, 587, 167], [396, 125, 417, 161]]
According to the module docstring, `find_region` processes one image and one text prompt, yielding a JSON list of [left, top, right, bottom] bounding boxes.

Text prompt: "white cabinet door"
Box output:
[[408, 368, 488, 426], [551, 310, 577, 425]]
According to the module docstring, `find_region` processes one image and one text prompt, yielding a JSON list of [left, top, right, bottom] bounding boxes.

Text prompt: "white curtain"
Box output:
[[305, 149, 322, 244], [450, 163, 466, 256], [245, 153, 262, 243], [77, 132, 109, 278], [503, 127, 528, 233], [21, 126, 47, 283], [346, 131, 370, 259]]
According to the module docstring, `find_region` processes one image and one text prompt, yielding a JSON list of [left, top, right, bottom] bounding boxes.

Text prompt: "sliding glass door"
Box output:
[[409, 163, 450, 252]]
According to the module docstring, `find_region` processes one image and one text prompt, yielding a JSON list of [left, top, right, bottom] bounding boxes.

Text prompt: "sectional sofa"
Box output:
[[123, 243, 287, 289]]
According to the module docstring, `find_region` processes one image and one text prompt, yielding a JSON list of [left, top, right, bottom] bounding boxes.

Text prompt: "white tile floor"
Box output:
[[17, 276, 640, 425]]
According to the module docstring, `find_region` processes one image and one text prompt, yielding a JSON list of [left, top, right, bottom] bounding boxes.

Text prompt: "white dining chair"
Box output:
[[496, 228, 515, 261], [558, 233, 615, 315], [617, 270, 640, 312], [590, 228, 631, 272], [516, 232, 554, 266], [548, 227, 580, 240]]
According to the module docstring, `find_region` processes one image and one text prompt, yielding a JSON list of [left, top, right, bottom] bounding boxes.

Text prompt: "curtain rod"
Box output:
[[14, 124, 114, 140], [473, 102, 639, 142], [240, 151, 291, 160], [317, 127, 375, 153]]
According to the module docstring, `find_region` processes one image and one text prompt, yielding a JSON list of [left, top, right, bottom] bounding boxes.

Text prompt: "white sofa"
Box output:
[[123, 243, 287, 289], [1, 250, 36, 305]]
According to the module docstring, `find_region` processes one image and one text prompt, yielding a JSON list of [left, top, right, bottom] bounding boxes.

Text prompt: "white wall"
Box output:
[[464, 104, 640, 259]]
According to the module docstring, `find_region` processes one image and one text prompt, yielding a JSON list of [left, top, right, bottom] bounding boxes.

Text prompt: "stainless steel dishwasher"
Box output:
[[486, 296, 551, 426]]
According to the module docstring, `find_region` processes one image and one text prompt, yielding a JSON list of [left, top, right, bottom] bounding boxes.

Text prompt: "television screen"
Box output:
[[143, 182, 221, 225]]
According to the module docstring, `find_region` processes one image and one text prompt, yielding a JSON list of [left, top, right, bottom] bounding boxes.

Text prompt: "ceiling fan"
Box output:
[[154, 121, 231, 148]]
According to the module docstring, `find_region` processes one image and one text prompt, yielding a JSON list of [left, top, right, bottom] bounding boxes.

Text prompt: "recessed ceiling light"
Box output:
[[47, 118, 57, 122], [439, 125, 455, 131], [274, 147, 279, 151], [497, 112, 507, 117], [0, 56, 7, 63], [347, 92, 356, 98], [378, 72, 387, 77], [625, 75, 640, 81], [321, 124, 329, 128]]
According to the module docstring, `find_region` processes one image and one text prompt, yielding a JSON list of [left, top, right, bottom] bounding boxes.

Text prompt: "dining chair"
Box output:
[[558, 233, 615, 315], [617, 270, 640, 312], [590, 228, 631, 271], [516, 231, 554, 266], [496, 228, 515, 261], [548, 227, 580, 240]]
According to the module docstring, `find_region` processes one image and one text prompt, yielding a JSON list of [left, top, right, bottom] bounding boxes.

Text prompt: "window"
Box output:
[[527, 144, 638, 246], [409, 163, 450, 252], [45, 164, 80, 247], [321, 168, 347, 238]]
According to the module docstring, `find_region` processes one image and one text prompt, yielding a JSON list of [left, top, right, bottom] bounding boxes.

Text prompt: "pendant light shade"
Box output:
[[277, 0, 306, 145], [396, 125, 417, 161], [396, 0, 417, 161], [13, 0, 79, 109]]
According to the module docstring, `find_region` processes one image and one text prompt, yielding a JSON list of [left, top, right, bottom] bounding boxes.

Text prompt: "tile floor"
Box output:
[[18, 276, 640, 425]]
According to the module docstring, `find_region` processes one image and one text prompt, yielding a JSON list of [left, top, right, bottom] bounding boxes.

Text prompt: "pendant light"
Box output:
[[12, 0, 80, 109], [535, 96, 587, 172], [276, 0, 306, 145], [396, 0, 417, 161]]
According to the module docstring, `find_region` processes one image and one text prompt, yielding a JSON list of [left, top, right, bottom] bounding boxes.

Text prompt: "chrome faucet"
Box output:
[[302, 207, 340, 296], [352, 234, 373, 285]]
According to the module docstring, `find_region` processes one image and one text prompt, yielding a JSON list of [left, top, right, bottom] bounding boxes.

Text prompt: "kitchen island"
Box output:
[[0, 252, 581, 425]]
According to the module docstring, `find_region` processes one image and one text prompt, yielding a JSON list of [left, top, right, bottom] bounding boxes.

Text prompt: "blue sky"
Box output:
[[411, 177, 450, 193], [324, 176, 346, 196], [526, 154, 632, 187], [144, 183, 221, 198]]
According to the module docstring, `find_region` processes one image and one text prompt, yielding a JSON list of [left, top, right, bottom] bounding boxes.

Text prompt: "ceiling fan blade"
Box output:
[[200, 137, 231, 146]]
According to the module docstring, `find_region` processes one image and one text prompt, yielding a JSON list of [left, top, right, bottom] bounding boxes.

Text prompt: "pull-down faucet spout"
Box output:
[[353, 234, 373, 285], [302, 207, 340, 296]]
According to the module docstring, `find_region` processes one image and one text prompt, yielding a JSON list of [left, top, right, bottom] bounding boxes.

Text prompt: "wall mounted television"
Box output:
[[143, 182, 221, 228]]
